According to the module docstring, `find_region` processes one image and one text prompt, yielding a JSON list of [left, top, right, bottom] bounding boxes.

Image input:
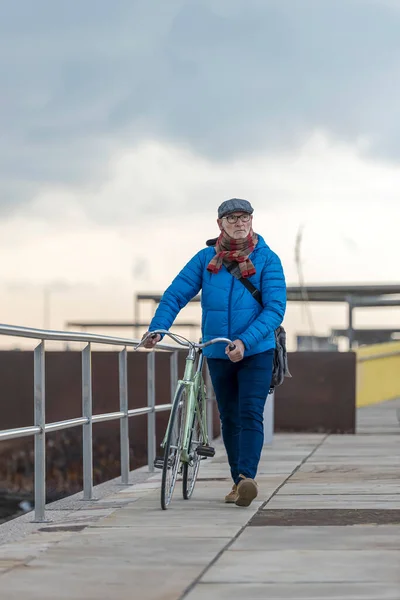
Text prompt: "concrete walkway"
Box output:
[[0, 400, 399, 600]]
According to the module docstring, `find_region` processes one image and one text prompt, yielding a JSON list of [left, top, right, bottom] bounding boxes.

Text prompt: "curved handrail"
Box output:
[[0, 323, 179, 351], [0, 322, 195, 522]]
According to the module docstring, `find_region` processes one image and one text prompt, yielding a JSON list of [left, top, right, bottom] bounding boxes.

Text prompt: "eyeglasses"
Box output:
[[223, 213, 251, 224]]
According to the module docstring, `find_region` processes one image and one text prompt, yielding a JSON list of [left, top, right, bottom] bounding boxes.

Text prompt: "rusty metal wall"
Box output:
[[0, 350, 222, 499], [274, 351, 357, 433], [0, 349, 356, 500], [0, 351, 182, 499]]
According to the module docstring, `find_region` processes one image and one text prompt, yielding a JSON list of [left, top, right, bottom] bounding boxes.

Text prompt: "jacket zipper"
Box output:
[[227, 275, 234, 340]]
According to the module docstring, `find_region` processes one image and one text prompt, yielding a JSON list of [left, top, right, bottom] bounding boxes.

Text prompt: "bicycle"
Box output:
[[135, 330, 235, 509]]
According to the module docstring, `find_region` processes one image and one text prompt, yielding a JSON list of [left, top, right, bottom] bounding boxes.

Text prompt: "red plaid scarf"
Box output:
[[207, 230, 258, 278]]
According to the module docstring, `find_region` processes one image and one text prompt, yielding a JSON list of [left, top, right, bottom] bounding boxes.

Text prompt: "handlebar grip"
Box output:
[[228, 343, 236, 351]]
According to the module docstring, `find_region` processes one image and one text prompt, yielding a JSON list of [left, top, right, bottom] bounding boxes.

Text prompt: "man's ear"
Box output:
[[217, 218, 224, 232]]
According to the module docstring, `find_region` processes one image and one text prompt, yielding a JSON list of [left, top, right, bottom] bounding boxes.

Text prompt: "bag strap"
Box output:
[[223, 260, 263, 306]]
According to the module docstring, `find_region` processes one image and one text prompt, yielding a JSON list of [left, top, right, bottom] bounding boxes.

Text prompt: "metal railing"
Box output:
[[0, 323, 212, 522]]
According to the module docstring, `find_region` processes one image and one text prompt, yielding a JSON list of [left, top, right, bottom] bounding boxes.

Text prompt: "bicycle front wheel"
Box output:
[[182, 390, 204, 500], [161, 383, 186, 510]]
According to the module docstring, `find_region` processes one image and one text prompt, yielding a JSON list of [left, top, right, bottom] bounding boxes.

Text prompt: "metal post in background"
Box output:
[[205, 361, 214, 442], [119, 347, 129, 485], [264, 389, 275, 445], [170, 351, 178, 403], [33, 341, 46, 522], [147, 351, 156, 473], [82, 343, 93, 500], [347, 296, 354, 350]]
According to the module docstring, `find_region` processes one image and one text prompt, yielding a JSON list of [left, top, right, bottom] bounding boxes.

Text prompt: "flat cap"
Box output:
[[218, 198, 254, 219]]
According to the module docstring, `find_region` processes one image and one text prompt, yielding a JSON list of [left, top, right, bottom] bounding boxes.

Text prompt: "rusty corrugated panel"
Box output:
[[274, 351, 356, 433], [0, 350, 356, 504]]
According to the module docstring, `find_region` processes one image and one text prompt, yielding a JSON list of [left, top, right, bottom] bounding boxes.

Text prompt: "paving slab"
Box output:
[[185, 582, 400, 600], [230, 525, 400, 550], [201, 549, 400, 584], [276, 483, 400, 494], [264, 494, 400, 509]]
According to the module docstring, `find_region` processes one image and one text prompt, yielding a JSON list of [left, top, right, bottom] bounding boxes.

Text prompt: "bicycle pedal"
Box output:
[[196, 445, 215, 458], [153, 457, 164, 469]]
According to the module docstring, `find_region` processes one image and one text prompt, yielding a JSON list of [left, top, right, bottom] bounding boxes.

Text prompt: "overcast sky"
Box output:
[[1, 0, 400, 348]]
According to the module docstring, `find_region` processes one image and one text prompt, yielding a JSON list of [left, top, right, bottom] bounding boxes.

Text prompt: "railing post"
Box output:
[[147, 351, 156, 473], [264, 389, 275, 445], [82, 343, 93, 500], [119, 347, 129, 484], [205, 360, 214, 442], [33, 341, 47, 522], [170, 351, 178, 403]]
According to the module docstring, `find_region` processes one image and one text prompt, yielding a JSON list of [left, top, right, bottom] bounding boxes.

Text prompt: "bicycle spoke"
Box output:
[[182, 390, 205, 500]]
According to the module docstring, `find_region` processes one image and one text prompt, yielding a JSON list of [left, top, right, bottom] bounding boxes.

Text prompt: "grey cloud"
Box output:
[[1, 0, 400, 216]]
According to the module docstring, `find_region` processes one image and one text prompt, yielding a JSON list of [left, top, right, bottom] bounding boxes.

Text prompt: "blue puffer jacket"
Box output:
[[149, 235, 286, 359]]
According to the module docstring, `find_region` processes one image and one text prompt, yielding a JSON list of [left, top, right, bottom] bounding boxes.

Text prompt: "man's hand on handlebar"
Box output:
[[225, 339, 244, 363], [142, 332, 161, 349]]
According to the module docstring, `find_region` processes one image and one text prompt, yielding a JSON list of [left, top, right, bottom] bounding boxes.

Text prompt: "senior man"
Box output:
[[144, 198, 286, 506]]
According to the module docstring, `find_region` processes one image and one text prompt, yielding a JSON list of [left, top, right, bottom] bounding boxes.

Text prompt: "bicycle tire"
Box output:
[[182, 390, 204, 500], [161, 384, 186, 510]]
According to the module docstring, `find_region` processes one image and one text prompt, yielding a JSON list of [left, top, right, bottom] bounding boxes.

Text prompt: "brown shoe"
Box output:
[[235, 475, 258, 507], [224, 484, 238, 503]]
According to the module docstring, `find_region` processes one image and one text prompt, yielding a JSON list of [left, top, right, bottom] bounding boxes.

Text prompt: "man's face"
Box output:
[[218, 212, 253, 239]]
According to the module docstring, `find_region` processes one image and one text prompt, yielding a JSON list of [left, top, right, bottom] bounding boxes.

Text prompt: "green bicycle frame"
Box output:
[[161, 347, 209, 463]]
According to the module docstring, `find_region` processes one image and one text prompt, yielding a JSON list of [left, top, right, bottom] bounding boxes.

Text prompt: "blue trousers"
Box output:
[[207, 350, 274, 485]]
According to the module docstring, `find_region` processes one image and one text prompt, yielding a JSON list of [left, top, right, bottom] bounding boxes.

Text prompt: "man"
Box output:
[[144, 198, 286, 507]]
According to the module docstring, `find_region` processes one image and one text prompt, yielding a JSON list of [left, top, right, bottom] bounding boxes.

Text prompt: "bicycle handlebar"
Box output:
[[134, 330, 236, 352]]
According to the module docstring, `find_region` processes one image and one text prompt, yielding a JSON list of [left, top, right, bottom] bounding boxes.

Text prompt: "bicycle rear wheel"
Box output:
[[161, 384, 186, 510], [182, 391, 204, 500]]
